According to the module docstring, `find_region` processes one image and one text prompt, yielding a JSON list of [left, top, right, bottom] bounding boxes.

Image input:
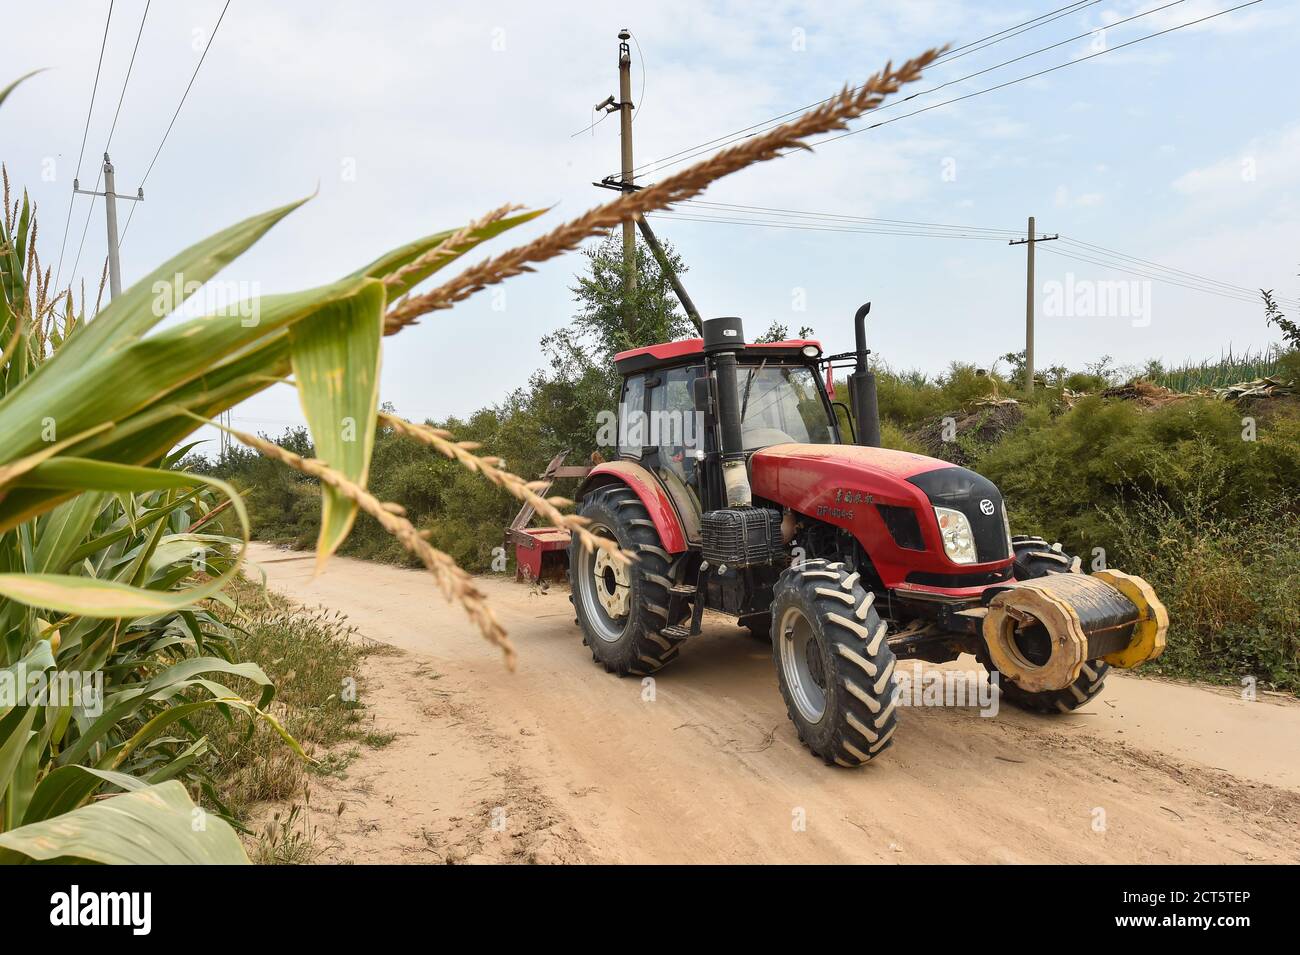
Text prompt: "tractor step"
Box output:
[[660, 624, 693, 640], [668, 584, 696, 597]]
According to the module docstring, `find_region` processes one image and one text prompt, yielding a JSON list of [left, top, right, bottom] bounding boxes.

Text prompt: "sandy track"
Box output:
[[247, 543, 1300, 865]]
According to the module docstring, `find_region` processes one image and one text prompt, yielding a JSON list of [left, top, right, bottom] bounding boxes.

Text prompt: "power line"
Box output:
[[623, 0, 1103, 179], [648, 211, 1012, 241], [67, 0, 150, 295], [937, 0, 1102, 66], [53, 0, 114, 290], [1037, 245, 1275, 306], [103, 0, 150, 153], [629, 0, 1251, 180], [645, 0, 1187, 174], [1058, 236, 1299, 306], [678, 198, 1024, 235], [814, 1, 1259, 148], [653, 205, 1292, 308], [119, 0, 231, 246]]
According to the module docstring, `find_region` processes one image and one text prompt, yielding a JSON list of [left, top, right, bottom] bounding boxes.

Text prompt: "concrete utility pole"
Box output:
[[590, 29, 704, 333], [617, 29, 637, 293], [74, 153, 143, 300], [1008, 216, 1058, 391]]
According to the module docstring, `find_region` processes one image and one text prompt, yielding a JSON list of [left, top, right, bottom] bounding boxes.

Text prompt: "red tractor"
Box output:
[[569, 307, 1167, 767]]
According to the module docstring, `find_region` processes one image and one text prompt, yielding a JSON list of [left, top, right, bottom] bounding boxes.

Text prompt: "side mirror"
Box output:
[[692, 375, 714, 414]]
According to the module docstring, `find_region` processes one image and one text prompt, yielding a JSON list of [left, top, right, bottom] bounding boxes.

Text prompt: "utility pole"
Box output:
[[1008, 216, 1057, 391], [617, 29, 636, 294], [591, 30, 704, 334], [74, 153, 143, 300]]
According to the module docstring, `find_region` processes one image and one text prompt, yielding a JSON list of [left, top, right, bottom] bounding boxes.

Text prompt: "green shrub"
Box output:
[[977, 395, 1300, 556], [1105, 493, 1300, 690]]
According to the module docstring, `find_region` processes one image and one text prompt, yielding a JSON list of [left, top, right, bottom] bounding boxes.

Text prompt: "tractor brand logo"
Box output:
[[979, 499, 995, 516]]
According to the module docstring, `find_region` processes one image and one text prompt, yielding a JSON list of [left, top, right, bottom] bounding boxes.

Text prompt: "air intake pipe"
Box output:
[[702, 316, 753, 507], [848, 302, 881, 448]]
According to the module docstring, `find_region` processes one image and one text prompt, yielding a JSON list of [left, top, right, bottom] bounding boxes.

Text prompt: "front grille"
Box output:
[[907, 466, 1011, 563], [876, 504, 925, 551]]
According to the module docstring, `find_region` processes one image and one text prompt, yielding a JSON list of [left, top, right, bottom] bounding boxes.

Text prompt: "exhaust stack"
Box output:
[[702, 316, 752, 507], [848, 302, 881, 448]]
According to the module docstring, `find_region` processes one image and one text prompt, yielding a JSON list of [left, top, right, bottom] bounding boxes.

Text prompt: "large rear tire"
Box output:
[[569, 484, 686, 676], [771, 560, 899, 767], [995, 536, 1109, 712]]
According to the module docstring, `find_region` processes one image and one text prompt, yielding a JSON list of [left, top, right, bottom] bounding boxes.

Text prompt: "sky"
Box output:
[[4, 0, 1298, 454]]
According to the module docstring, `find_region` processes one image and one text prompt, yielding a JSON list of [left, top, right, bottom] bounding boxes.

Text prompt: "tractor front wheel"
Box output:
[[994, 658, 1111, 713], [569, 484, 686, 677], [995, 537, 1109, 712], [771, 561, 899, 767]]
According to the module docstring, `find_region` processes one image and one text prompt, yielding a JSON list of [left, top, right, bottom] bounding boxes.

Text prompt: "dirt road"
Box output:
[[246, 542, 1300, 865]]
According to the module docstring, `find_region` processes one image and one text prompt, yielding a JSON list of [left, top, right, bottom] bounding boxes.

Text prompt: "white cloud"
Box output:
[[1054, 185, 1104, 208], [1173, 123, 1300, 200]]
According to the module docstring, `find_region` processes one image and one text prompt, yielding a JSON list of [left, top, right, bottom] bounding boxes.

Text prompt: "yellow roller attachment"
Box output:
[[1091, 569, 1168, 669], [982, 574, 1094, 693]]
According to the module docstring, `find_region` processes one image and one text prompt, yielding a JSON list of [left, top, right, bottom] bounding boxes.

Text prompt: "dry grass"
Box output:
[[382, 46, 944, 333]]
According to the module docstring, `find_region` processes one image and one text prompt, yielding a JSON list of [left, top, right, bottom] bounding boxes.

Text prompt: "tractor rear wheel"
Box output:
[[996, 537, 1109, 712], [569, 484, 687, 677], [771, 561, 899, 767]]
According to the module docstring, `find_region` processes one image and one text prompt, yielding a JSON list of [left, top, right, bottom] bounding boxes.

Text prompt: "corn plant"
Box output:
[[0, 49, 942, 861], [1149, 345, 1289, 392]]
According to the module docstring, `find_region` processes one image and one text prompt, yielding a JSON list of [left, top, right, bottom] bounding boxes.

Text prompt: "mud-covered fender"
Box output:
[[576, 461, 689, 553]]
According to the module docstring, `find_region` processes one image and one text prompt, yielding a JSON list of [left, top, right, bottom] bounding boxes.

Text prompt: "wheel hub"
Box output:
[[592, 548, 630, 619], [779, 606, 827, 723]]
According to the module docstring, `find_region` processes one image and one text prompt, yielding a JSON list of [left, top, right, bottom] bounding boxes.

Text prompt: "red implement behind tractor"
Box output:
[[569, 306, 1167, 766]]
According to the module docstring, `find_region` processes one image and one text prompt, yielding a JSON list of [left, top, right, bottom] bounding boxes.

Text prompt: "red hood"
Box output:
[[750, 443, 1009, 595], [750, 444, 950, 498]]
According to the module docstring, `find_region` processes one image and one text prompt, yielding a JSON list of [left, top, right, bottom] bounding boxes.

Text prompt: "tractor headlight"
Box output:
[[801, 345, 820, 358], [934, 506, 977, 564]]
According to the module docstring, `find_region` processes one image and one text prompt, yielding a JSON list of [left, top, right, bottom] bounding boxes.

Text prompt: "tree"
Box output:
[[543, 231, 694, 378], [1263, 288, 1300, 350], [754, 321, 815, 343]]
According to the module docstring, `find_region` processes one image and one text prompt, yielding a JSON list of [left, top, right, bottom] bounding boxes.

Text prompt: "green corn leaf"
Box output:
[[0, 780, 250, 864], [22, 765, 150, 826], [289, 278, 386, 567], [0, 460, 248, 616]]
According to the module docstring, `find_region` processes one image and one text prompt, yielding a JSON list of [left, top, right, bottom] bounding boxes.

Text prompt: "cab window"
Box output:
[[618, 374, 645, 458]]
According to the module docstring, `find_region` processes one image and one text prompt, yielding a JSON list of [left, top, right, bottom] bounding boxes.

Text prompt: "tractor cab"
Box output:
[[610, 335, 841, 525]]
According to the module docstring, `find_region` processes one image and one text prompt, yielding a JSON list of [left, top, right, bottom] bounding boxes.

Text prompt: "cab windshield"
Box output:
[[735, 363, 835, 449]]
